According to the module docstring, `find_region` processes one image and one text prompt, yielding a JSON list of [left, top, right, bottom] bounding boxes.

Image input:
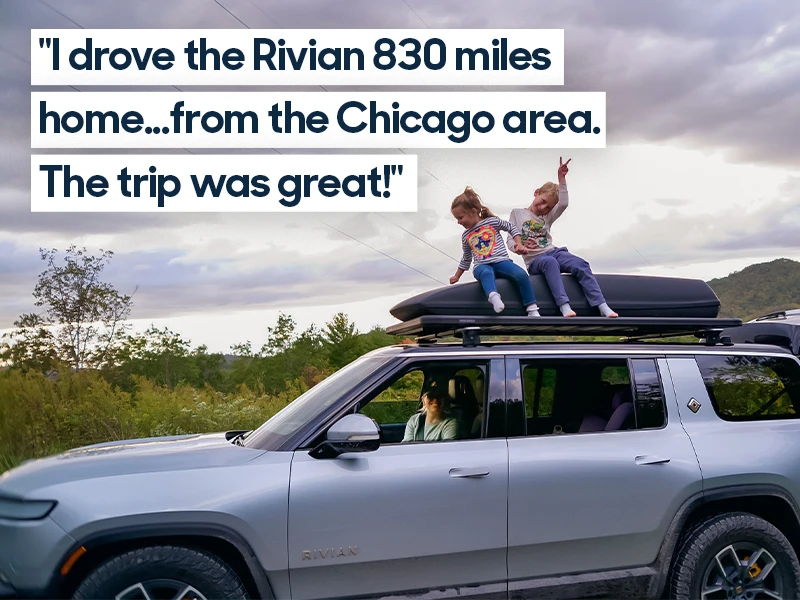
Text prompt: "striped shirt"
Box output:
[[458, 216, 521, 271]]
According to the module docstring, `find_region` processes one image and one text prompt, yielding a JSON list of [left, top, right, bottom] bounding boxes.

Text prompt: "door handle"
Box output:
[[449, 467, 490, 478], [635, 455, 670, 465]]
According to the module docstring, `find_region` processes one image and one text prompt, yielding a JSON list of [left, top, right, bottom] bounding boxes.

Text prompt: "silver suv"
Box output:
[[2, 315, 800, 600]]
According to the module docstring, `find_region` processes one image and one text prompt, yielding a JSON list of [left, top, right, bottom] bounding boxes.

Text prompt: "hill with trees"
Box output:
[[707, 258, 800, 320]]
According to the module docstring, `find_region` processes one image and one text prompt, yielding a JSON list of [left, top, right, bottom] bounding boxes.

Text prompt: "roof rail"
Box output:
[[386, 315, 743, 347], [755, 310, 787, 321]]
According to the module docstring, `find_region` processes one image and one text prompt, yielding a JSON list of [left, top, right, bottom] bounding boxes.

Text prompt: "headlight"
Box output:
[[0, 495, 57, 520]]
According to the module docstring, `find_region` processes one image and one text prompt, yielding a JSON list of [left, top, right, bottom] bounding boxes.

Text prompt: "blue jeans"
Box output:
[[527, 247, 606, 307], [474, 260, 537, 307]]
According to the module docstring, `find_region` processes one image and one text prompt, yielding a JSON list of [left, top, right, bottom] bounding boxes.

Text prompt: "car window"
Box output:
[[523, 366, 555, 418], [242, 354, 393, 450], [630, 359, 666, 429], [521, 358, 664, 436], [696, 354, 800, 421], [601, 365, 630, 385], [358, 361, 488, 444], [360, 370, 424, 425]]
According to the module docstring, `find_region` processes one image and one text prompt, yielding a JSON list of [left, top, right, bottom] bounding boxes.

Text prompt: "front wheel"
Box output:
[[72, 545, 248, 600], [670, 512, 800, 600]]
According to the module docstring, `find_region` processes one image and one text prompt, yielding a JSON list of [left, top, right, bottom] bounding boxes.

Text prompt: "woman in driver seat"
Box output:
[[402, 386, 459, 442]]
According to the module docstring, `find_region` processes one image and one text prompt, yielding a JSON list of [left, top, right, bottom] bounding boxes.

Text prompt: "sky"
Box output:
[[1, 0, 799, 353]]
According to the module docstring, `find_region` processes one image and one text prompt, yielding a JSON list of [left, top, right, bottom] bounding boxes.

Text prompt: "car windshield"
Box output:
[[242, 353, 393, 450]]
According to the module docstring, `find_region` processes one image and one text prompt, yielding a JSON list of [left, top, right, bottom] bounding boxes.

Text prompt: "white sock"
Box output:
[[527, 303, 540, 317], [598, 302, 616, 317], [559, 303, 575, 316], [488, 292, 504, 313]]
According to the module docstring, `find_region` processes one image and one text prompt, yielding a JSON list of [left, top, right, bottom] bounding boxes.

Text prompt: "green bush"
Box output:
[[0, 312, 399, 472], [0, 369, 306, 472]]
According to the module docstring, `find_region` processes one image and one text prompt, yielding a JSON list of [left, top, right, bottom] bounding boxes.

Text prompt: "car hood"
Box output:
[[0, 432, 264, 497]]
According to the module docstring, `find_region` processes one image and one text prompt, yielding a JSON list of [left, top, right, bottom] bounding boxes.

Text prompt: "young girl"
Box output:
[[450, 186, 540, 316], [509, 158, 618, 318]]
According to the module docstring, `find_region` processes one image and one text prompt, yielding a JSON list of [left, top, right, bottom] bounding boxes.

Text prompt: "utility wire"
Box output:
[[373, 213, 459, 263], [212, 0, 251, 28], [1, 42, 79, 90], [0, 44, 30, 65], [36, 0, 84, 28], [623, 237, 654, 266], [403, 0, 429, 29], [244, 0, 284, 28], [322, 222, 446, 286]]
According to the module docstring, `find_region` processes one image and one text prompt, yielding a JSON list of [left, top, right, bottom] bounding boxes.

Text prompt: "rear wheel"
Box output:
[[72, 545, 247, 600], [670, 512, 800, 600]]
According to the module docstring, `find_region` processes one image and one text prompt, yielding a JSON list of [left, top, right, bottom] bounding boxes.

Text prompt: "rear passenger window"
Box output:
[[520, 358, 665, 436], [631, 359, 666, 429], [523, 367, 555, 418], [696, 355, 800, 421]]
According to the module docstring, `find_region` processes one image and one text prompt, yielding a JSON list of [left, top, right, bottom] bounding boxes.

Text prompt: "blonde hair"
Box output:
[[451, 186, 495, 219], [536, 181, 559, 201]]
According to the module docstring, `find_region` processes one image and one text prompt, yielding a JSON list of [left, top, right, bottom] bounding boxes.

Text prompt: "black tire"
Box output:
[[669, 512, 800, 600], [72, 545, 248, 600]]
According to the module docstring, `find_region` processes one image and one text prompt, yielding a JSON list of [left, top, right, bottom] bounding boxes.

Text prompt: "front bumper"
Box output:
[[0, 515, 76, 598]]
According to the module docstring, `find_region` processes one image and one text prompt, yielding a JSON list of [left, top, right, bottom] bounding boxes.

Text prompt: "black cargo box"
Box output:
[[389, 274, 721, 321]]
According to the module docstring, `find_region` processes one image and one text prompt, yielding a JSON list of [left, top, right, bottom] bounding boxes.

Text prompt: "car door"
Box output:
[[504, 354, 703, 593], [666, 353, 800, 498], [287, 356, 509, 600]]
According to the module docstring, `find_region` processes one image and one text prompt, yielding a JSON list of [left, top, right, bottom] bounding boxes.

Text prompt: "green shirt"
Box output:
[[402, 413, 458, 442]]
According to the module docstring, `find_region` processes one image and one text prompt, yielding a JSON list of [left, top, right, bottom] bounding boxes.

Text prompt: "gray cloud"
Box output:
[[585, 193, 800, 271], [654, 198, 692, 208], [4, 0, 798, 165], [2, 0, 800, 328], [0, 239, 450, 325]]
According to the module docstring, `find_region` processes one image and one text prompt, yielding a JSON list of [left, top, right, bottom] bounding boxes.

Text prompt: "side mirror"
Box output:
[[309, 414, 381, 459]]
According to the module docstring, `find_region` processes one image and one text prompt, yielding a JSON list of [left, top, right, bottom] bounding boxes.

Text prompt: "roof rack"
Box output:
[[722, 316, 800, 355], [386, 315, 743, 347], [755, 310, 787, 321]]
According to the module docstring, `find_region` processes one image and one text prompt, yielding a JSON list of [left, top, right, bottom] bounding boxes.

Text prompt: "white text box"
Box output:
[[31, 154, 418, 212], [32, 91, 606, 149], [31, 29, 563, 86]]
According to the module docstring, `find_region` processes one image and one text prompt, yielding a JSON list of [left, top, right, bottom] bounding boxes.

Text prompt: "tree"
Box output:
[[323, 312, 361, 369], [25, 246, 133, 370], [261, 312, 297, 356], [108, 326, 225, 391], [191, 344, 226, 390], [0, 313, 59, 372]]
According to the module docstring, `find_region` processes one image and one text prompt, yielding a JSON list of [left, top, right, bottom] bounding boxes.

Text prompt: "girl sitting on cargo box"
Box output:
[[508, 158, 618, 318], [450, 186, 540, 317]]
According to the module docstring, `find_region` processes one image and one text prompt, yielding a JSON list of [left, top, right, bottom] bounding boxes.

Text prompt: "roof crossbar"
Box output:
[[387, 315, 743, 346]]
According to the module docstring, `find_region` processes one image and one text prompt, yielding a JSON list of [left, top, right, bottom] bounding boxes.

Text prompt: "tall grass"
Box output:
[[0, 369, 303, 472]]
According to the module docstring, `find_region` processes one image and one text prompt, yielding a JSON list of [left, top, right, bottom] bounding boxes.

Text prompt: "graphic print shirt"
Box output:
[[458, 216, 521, 271], [508, 183, 569, 265]]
